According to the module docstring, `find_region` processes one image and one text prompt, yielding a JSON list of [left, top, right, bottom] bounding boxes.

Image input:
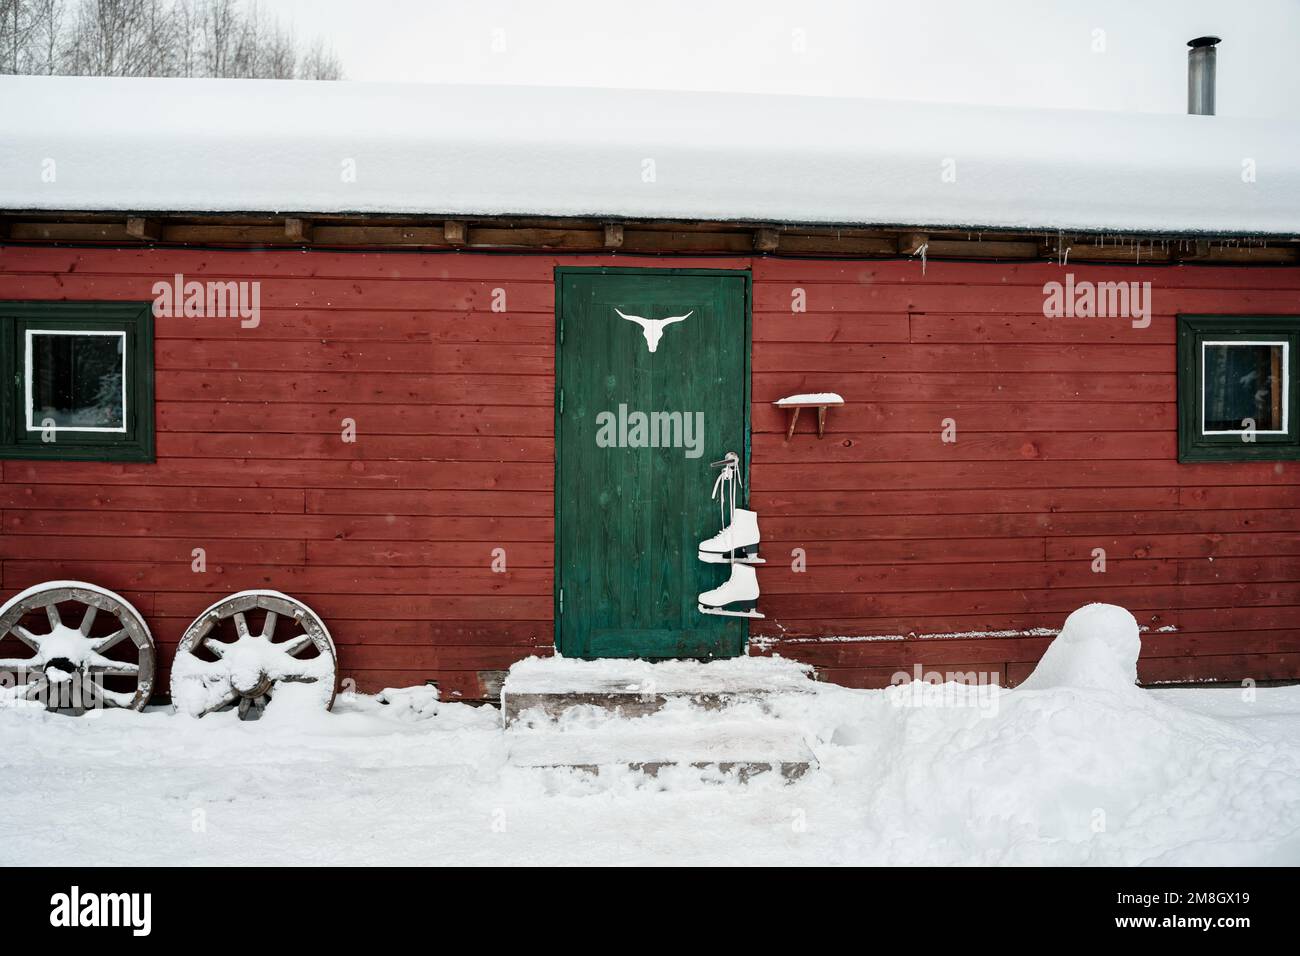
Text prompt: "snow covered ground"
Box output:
[[2, 625, 1298, 866]]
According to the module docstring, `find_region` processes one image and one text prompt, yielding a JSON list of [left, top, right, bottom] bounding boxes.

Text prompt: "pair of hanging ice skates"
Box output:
[[696, 452, 764, 619]]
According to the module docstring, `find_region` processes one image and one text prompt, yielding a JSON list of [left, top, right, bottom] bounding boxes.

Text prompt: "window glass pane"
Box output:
[[1203, 342, 1286, 433], [27, 332, 126, 429]]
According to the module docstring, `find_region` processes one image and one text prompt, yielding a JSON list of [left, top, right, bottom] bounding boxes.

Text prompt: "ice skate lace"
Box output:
[[710, 455, 743, 548]]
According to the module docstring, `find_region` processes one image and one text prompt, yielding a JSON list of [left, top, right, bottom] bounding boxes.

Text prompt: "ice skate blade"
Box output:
[[697, 550, 766, 565], [697, 602, 765, 619]]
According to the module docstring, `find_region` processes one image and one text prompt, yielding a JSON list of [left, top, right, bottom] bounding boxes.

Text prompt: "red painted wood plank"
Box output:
[[305, 489, 551, 517], [752, 461, 1300, 491], [305, 540, 553, 567], [2, 561, 551, 596], [156, 371, 554, 405], [0, 247, 562, 282], [908, 313, 1177, 344], [760, 556, 1300, 594], [760, 537, 1046, 565], [751, 401, 1175, 434], [753, 432, 1178, 463], [149, 591, 549, 620], [752, 605, 1300, 640], [759, 581, 1300, 620], [754, 371, 1174, 403], [153, 311, 552, 344], [753, 343, 1172, 374], [751, 313, 911, 343], [157, 402, 553, 437], [751, 486, 1180, 516], [759, 560, 1175, 594], [0, 534, 306, 565], [154, 433, 552, 461], [753, 281, 1300, 315], [4, 510, 554, 541], [3, 458, 553, 491], [338, 670, 498, 699], [759, 509, 1300, 541], [1046, 532, 1300, 561], [1138, 653, 1300, 685], [750, 258, 1300, 290], [0, 274, 558, 311], [0, 485, 304, 513], [142, 616, 548, 646], [156, 340, 552, 375], [1179, 486, 1300, 509]]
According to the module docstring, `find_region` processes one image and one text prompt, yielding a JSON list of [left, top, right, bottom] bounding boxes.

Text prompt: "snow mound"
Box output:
[[774, 393, 844, 406], [1018, 603, 1140, 693], [373, 685, 441, 721]]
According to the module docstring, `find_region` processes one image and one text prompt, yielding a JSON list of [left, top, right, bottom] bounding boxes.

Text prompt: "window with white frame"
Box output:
[[1, 303, 154, 461]]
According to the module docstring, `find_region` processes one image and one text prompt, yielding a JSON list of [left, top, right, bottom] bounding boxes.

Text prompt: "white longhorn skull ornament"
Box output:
[[615, 308, 693, 353]]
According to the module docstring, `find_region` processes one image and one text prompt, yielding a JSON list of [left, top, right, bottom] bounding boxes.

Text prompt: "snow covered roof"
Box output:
[[3, 75, 1299, 235]]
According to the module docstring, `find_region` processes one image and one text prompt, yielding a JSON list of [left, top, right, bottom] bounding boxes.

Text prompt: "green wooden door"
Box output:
[[556, 268, 750, 659]]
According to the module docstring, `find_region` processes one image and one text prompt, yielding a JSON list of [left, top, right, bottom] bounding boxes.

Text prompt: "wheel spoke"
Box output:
[[45, 604, 61, 629], [234, 612, 250, 639], [9, 625, 42, 652], [203, 637, 231, 658], [79, 604, 99, 636], [0, 656, 39, 669], [262, 611, 278, 639], [277, 633, 314, 657], [89, 661, 140, 677], [237, 696, 253, 719], [198, 689, 240, 717], [91, 629, 128, 653], [84, 679, 134, 709]]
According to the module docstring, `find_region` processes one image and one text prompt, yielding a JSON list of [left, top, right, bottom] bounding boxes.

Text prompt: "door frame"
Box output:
[[552, 266, 754, 656]]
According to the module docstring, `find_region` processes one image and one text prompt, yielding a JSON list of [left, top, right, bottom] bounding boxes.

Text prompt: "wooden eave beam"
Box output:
[[284, 217, 314, 242], [1, 211, 1297, 264], [125, 216, 161, 241]]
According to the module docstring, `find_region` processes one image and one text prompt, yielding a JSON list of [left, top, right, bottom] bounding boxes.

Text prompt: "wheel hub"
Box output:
[[233, 671, 274, 699], [43, 656, 80, 677]]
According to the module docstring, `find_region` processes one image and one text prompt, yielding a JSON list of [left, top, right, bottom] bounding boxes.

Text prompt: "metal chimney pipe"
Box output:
[[1187, 36, 1221, 115]]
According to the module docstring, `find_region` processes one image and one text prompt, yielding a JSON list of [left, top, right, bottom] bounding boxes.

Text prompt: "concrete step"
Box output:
[[506, 723, 816, 781], [500, 655, 818, 725], [500, 656, 820, 781]]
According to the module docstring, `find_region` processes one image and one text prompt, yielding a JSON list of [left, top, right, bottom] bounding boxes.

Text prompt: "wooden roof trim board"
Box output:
[[1, 212, 1297, 264]]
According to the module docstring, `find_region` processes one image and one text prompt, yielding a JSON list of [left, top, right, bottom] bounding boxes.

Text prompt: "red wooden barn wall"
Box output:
[[0, 246, 1297, 698]]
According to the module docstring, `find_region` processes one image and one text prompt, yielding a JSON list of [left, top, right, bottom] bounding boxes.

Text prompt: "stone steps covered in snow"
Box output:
[[506, 723, 816, 781], [501, 656, 820, 781], [500, 654, 818, 724]]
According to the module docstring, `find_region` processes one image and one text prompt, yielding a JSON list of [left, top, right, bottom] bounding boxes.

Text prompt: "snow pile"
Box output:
[[4, 75, 1300, 234], [372, 685, 442, 721], [824, 603, 1299, 863], [1017, 602, 1140, 693], [1, 607, 1298, 865]]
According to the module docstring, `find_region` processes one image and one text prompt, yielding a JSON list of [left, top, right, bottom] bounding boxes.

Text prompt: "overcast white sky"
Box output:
[[263, 0, 1300, 119]]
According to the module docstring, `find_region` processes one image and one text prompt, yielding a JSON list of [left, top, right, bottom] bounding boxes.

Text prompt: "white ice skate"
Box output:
[[699, 452, 765, 564], [697, 563, 764, 619], [698, 507, 764, 564]]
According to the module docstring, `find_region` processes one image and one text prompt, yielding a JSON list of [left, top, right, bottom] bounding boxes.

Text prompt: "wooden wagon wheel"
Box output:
[[0, 581, 154, 713], [170, 590, 337, 719]]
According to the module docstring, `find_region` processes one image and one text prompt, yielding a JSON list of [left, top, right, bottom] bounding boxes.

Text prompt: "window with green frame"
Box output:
[[1177, 315, 1300, 462], [1, 302, 155, 462]]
